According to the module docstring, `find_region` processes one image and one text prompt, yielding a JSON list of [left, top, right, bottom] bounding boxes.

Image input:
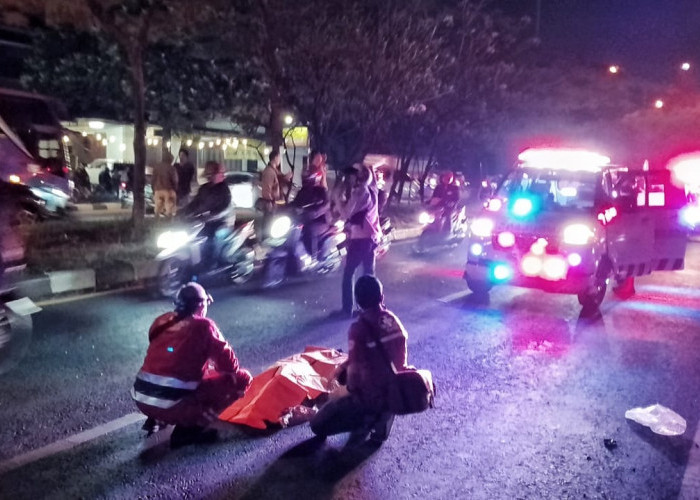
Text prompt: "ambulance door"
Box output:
[[603, 170, 654, 278], [646, 170, 688, 272]]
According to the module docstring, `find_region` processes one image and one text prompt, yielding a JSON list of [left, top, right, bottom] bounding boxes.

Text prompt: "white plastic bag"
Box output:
[[625, 404, 687, 436]]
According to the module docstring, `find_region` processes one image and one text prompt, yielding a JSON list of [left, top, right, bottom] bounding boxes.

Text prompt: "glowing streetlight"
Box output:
[[608, 65, 619, 74], [284, 114, 294, 125], [654, 99, 664, 109], [681, 62, 691, 71]]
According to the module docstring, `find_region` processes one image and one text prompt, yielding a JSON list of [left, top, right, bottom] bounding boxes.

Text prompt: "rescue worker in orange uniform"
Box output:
[[132, 282, 252, 447]]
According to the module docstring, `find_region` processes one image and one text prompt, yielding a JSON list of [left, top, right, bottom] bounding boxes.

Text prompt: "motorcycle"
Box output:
[[262, 206, 347, 288], [414, 204, 468, 253], [154, 213, 256, 297], [376, 216, 394, 259]]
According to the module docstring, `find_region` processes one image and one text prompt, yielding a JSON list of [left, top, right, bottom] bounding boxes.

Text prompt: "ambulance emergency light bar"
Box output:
[[518, 148, 611, 172]]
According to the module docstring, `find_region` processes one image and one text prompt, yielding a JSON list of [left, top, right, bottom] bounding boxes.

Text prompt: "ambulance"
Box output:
[[463, 148, 688, 309]]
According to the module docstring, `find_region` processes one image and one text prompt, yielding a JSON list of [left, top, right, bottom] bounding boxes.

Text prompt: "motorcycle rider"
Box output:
[[291, 161, 330, 259], [181, 161, 232, 269], [428, 171, 460, 234], [132, 282, 252, 447]]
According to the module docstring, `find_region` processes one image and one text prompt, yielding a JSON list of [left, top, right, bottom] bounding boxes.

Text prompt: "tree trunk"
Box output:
[[127, 44, 147, 231], [419, 161, 435, 204]]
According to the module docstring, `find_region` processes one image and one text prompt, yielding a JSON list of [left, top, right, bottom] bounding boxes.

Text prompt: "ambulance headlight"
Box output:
[[270, 216, 292, 239], [157, 230, 189, 249], [470, 217, 494, 238], [562, 224, 595, 245], [681, 205, 700, 228]]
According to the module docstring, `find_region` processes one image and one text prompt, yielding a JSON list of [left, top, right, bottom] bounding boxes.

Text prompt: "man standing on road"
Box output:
[[152, 151, 178, 218], [132, 282, 252, 448], [256, 150, 291, 241], [333, 164, 381, 316], [311, 275, 408, 446], [175, 148, 196, 208]]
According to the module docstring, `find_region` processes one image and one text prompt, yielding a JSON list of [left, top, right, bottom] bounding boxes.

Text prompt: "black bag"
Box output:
[[361, 317, 435, 415]]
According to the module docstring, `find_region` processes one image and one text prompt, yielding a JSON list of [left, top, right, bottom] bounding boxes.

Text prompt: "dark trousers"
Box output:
[[310, 394, 394, 441], [342, 238, 376, 312], [302, 221, 326, 258]]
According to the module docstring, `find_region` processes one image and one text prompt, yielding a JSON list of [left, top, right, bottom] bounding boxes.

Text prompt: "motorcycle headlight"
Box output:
[[419, 212, 435, 225], [562, 224, 595, 245], [157, 230, 189, 249], [470, 217, 494, 238], [270, 216, 292, 239]]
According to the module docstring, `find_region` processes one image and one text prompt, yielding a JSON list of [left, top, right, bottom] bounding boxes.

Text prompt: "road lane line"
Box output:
[[437, 290, 470, 303], [680, 421, 700, 498], [0, 412, 145, 475]]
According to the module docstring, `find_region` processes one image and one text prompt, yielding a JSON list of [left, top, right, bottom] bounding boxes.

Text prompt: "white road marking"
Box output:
[[437, 290, 470, 303], [0, 412, 145, 475], [680, 421, 700, 499]]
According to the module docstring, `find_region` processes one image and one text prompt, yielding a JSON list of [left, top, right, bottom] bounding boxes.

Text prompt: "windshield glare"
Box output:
[[496, 168, 598, 210]]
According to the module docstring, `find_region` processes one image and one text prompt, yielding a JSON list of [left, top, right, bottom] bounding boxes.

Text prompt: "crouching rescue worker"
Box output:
[[310, 275, 408, 446], [132, 282, 252, 448]]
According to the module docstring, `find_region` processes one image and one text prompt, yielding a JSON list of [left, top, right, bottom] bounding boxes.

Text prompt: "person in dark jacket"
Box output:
[[132, 282, 252, 447], [310, 275, 408, 447], [291, 164, 330, 258], [175, 148, 196, 208], [182, 161, 232, 268], [429, 171, 460, 234]]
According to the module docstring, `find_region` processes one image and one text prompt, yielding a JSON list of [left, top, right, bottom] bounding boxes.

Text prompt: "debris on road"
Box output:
[[603, 438, 618, 450], [624, 404, 687, 436]]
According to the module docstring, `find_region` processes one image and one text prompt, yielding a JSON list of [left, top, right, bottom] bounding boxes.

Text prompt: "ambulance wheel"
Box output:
[[577, 276, 607, 309], [466, 276, 492, 296]]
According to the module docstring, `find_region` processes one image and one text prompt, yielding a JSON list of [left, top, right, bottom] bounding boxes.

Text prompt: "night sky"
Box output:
[[499, 0, 700, 81]]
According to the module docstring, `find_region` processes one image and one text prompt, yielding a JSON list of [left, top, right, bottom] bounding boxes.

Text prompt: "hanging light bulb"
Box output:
[[81, 131, 88, 137], [166, 141, 171, 148], [215, 138, 221, 146], [186, 139, 193, 147], [232, 138, 239, 149], [208, 141, 214, 148], [96, 133, 102, 141], [198, 142, 205, 150], [62, 135, 70, 143], [147, 138, 153, 146], [101, 138, 108, 146]]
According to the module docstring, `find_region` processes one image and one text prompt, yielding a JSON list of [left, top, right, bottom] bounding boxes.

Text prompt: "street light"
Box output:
[[284, 114, 294, 125], [608, 65, 619, 74], [681, 62, 691, 71], [654, 99, 664, 109]]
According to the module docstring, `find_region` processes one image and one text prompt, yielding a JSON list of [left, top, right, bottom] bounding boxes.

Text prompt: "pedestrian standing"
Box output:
[[175, 148, 196, 208], [256, 150, 291, 240], [311, 275, 407, 446], [333, 164, 381, 316], [152, 151, 178, 218]]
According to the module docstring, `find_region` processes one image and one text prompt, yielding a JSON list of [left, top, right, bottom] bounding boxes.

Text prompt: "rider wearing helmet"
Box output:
[[429, 170, 461, 233], [132, 282, 252, 447], [291, 156, 330, 258], [182, 161, 232, 268]]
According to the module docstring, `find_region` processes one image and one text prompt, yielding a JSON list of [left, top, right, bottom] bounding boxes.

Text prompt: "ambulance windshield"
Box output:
[[497, 168, 598, 210]]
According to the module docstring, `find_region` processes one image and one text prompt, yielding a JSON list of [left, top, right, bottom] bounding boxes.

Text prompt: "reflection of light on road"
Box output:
[[420, 267, 464, 279], [619, 301, 700, 321], [638, 285, 700, 299]]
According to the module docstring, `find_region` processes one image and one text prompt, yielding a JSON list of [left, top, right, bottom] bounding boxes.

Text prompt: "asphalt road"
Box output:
[[1, 240, 699, 499]]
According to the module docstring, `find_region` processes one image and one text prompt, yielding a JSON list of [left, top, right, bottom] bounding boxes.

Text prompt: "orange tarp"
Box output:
[[219, 346, 347, 429]]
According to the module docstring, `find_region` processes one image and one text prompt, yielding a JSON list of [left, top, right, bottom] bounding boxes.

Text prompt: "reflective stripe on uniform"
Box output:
[[131, 387, 181, 409], [136, 370, 199, 390], [366, 331, 404, 348]]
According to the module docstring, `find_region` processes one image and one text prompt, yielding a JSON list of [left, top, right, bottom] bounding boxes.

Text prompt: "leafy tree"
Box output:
[[2, 0, 227, 229]]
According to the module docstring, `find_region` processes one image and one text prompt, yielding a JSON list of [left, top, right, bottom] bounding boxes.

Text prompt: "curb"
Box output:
[[15, 225, 425, 302]]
